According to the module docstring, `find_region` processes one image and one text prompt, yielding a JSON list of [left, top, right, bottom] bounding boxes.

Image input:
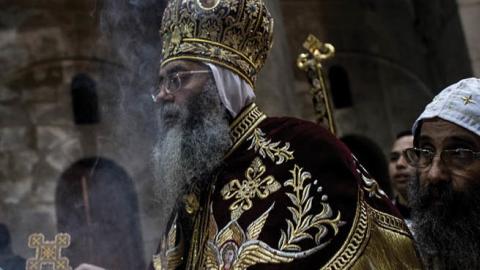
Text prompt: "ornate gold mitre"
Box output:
[[160, 0, 274, 88]]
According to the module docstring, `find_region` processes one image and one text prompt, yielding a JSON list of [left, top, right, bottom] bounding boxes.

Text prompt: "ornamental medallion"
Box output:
[[197, 0, 220, 10]]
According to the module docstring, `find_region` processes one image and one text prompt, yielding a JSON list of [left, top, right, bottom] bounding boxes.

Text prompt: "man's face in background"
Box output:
[[416, 118, 480, 194], [409, 118, 480, 269], [389, 134, 415, 201]]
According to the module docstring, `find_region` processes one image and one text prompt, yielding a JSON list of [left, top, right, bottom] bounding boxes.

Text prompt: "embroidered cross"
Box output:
[[26, 233, 72, 270], [221, 157, 281, 220], [462, 95, 476, 105]]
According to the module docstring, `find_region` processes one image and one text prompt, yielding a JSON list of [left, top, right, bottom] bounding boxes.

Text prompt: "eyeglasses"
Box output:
[[151, 70, 211, 101], [403, 147, 480, 169]]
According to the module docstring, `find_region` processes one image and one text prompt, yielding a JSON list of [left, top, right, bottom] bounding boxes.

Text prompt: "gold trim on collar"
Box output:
[[226, 103, 267, 157], [322, 191, 417, 269], [370, 207, 411, 237]]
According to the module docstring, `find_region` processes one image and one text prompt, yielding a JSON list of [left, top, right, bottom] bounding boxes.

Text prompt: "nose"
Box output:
[[424, 155, 450, 185], [396, 154, 408, 168], [152, 85, 173, 103]]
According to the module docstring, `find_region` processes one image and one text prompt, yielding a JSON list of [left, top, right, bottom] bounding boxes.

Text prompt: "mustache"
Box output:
[[409, 174, 480, 218], [156, 102, 181, 116], [155, 102, 186, 127], [414, 181, 454, 208]]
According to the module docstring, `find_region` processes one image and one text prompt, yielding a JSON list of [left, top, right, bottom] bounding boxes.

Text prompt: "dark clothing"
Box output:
[[393, 196, 412, 219], [151, 104, 422, 269], [0, 254, 26, 270]]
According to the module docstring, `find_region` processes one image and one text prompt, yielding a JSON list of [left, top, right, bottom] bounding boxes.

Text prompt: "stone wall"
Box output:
[[0, 0, 164, 263], [457, 0, 480, 76], [279, 0, 473, 154]]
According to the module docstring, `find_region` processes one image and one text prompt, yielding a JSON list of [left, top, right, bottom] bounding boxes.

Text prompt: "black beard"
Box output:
[[152, 79, 232, 227], [409, 174, 480, 270]]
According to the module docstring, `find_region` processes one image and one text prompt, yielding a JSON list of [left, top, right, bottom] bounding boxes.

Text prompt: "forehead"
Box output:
[[159, 60, 206, 75], [391, 135, 413, 151], [419, 118, 480, 146]]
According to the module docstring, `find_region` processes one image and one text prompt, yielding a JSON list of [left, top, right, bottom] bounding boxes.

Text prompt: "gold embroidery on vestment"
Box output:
[[279, 165, 343, 251], [205, 169, 343, 270], [184, 193, 200, 215], [247, 128, 294, 164], [322, 191, 369, 269], [203, 203, 296, 270], [227, 103, 267, 158], [203, 163, 359, 269], [323, 190, 419, 269], [152, 215, 184, 270], [370, 206, 411, 237], [352, 154, 386, 199], [221, 157, 281, 220]]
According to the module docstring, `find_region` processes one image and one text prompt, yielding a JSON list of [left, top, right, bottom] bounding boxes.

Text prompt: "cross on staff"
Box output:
[[297, 34, 337, 135], [26, 233, 72, 270]]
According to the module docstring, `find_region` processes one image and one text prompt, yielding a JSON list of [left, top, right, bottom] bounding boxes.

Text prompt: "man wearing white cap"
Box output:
[[404, 77, 480, 270]]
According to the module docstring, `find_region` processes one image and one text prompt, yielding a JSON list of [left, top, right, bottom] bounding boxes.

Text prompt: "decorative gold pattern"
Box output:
[[185, 183, 214, 269], [160, 0, 274, 87], [247, 128, 294, 164], [227, 103, 267, 157], [26, 233, 72, 270], [152, 254, 162, 270], [204, 203, 294, 269], [204, 164, 349, 269], [322, 192, 370, 270], [204, 202, 331, 270], [197, 0, 221, 10], [322, 190, 419, 270], [184, 193, 200, 215], [352, 154, 386, 199], [221, 157, 281, 220], [279, 165, 342, 251], [153, 215, 184, 270], [297, 34, 337, 134], [370, 206, 411, 237], [462, 95, 476, 105]]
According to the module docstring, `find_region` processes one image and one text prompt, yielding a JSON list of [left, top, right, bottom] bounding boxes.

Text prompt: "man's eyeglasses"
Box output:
[[403, 147, 480, 169], [151, 70, 211, 101]]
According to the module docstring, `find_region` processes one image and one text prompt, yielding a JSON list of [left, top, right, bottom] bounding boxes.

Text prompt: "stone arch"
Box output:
[[55, 157, 146, 270]]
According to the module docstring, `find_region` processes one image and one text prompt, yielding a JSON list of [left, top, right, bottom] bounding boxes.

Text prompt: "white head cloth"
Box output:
[[206, 63, 256, 118], [412, 77, 480, 136]]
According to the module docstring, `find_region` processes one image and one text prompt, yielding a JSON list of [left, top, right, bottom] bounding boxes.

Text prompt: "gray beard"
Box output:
[[409, 174, 480, 270], [151, 79, 232, 227]]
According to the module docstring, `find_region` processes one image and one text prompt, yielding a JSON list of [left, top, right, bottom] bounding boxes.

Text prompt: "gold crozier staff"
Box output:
[[297, 34, 337, 135]]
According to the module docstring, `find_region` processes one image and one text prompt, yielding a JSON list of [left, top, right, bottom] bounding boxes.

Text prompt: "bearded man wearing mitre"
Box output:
[[148, 0, 423, 269]]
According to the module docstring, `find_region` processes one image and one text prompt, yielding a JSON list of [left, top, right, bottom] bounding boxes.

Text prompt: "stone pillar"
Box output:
[[457, 0, 480, 76], [255, 0, 302, 117]]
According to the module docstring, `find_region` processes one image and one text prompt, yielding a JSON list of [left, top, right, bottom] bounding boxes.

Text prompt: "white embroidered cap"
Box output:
[[412, 77, 480, 136]]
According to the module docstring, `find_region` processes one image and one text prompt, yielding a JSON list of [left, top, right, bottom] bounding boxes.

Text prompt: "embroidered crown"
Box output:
[[160, 0, 274, 88]]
